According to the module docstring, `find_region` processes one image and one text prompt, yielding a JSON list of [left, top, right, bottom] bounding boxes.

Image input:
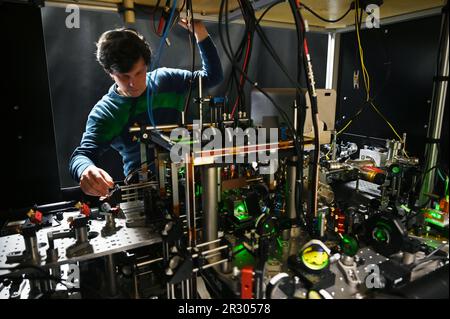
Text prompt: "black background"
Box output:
[[0, 2, 61, 215], [336, 15, 448, 167]]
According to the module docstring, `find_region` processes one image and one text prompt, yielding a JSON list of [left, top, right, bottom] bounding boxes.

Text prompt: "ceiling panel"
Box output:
[[46, 0, 446, 29]]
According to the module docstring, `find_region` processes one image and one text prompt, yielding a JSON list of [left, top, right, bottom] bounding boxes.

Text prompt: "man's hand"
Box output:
[[178, 19, 209, 42], [80, 165, 114, 197]]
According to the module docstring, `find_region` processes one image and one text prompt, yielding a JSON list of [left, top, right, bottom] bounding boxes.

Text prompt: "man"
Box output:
[[69, 21, 223, 197]]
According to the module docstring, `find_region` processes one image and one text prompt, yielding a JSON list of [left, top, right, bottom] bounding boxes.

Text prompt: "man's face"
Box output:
[[110, 57, 147, 97]]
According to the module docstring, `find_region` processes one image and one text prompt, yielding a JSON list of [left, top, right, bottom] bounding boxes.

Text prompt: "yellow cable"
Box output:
[[335, 1, 368, 137], [337, 119, 353, 135], [369, 101, 409, 158], [358, 2, 370, 97], [325, 147, 332, 160], [355, 0, 370, 101], [355, 1, 406, 149], [359, 10, 370, 96], [338, 1, 405, 151], [369, 101, 402, 141]]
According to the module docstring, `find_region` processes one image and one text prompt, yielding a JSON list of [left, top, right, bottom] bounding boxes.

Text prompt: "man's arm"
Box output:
[[194, 30, 224, 88], [178, 19, 209, 43], [154, 21, 223, 91], [69, 107, 114, 196], [192, 21, 223, 88]]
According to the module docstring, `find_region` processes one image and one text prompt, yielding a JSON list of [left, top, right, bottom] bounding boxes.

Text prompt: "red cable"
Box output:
[[231, 32, 251, 118], [303, 38, 309, 55]]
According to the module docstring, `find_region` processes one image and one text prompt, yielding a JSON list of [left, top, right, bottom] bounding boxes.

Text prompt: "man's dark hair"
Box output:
[[96, 28, 151, 74]]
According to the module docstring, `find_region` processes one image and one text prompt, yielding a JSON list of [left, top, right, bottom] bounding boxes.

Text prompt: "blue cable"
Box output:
[[147, 0, 178, 127], [437, 168, 446, 182]]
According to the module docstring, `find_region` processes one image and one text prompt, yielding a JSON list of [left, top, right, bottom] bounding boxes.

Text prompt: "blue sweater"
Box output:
[[69, 36, 223, 182]]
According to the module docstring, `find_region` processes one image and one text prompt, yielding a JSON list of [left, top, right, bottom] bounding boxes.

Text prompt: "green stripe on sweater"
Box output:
[[136, 92, 186, 114]]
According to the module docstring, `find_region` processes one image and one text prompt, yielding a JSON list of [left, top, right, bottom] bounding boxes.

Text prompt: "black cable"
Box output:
[[403, 165, 449, 222], [256, 0, 284, 25], [225, 0, 237, 59], [218, 0, 301, 157], [237, 1, 312, 131], [224, 69, 237, 113], [124, 160, 155, 185], [336, 3, 370, 134], [232, 245, 247, 256], [222, 13, 239, 115], [235, 0, 310, 228], [182, 0, 196, 116], [300, 2, 354, 23], [151, 0, 162, 36], [239, 1, 284, 115], [412, 165, 448, 197], [232, 0, 257, 115], [0, 265, 68, 288], [221, 0, 310, 229], [230, 0, 257, 116], [408, 256, 449, 270], [238, 1, 306, 99], [179, 0, 187, 15], [295, 2, 321, 235], [224, 0, 284, 117], [233, 0, 302, 122], [150, 0, 183, 38], [167, 1, 186, 31], [286, 0, 308, 229], [227, 0, 247, 115], [240, 5, 256, 114]]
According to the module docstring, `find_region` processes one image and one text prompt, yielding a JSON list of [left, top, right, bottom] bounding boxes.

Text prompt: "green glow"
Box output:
[[392, 166, 400, 174], [276, 237, 283, 249], [232, 244, 255, 267], [265, 223, 270, 229], [425, 218, 445, 228], [430, 211, 443, 219], [234, 201, 250, 221], [374, 228, 388, 243], [400, 205, 411, 213], [236, 203, 246, 213], [445, 177, 449, 198], [171, 137, 192, 144], [340, 235, 358, 256], [317, 212, 323, 234], [236, 214, 250, 221], [371, 222, 392, 243], [195, 185, 203, 196]]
